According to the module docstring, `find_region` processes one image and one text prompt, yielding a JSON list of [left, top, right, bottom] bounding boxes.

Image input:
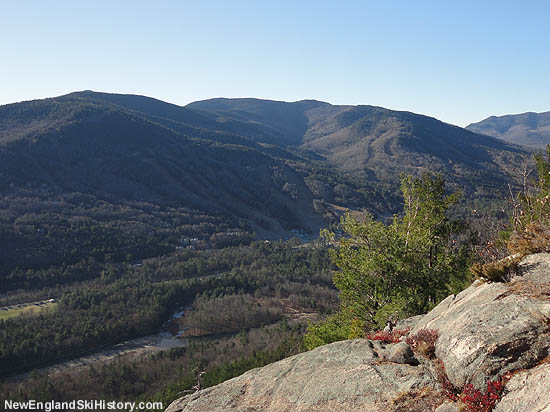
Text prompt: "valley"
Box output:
[[0, 91, 545, 409], [8, 331, 188, 383]]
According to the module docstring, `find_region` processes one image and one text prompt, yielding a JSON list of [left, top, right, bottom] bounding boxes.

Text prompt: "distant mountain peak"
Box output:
[[467, 111, 550, 148]]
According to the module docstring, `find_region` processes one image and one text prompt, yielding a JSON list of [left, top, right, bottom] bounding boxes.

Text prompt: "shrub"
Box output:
[[508, 222, 550, 255], [460, 379, 505, 412], [507, 146, 550, 255], [367, 328, 409, 343], [432, 360, 505, 410], [473, 146, 550, 282], [406, 329, 438, 358], [470, 256, 520, 283], [304, 313, 354, 350], [392, 387, 449, 412]]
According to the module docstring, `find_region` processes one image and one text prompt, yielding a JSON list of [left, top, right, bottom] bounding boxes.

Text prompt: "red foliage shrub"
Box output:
[[406, 329, 438, 358], [433, 359, 505, 410], [460, 379, 505, 412], [367, 328, 410, 343]]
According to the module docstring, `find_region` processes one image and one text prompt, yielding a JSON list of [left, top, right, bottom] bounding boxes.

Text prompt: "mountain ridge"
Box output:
[[189, 96, 527, 196], [1, 91, 394, 261], [467, 110, 550, 148], [0, 91, 532, 283], [0, 91, 530, 222]]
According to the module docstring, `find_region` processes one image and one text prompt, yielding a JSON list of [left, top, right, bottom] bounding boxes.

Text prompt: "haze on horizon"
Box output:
[[1, 0, 549, 127]]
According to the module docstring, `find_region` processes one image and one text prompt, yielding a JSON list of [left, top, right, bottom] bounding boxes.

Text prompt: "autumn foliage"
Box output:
[[366, 328, 409, 343]]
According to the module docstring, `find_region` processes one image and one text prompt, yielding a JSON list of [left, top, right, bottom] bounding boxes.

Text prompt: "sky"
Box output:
[[1, 0, 548, 126]]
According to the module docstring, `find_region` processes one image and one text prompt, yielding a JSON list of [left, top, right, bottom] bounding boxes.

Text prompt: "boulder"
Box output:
[[412, 254, 550, 389], [395, 314, 424, 331], [517, 252, 550, 284], [165, 339, 441, 412], [387, 342, 418, 365]]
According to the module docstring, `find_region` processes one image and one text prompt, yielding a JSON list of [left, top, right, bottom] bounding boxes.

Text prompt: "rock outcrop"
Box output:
[[166, 339, 445, 412], [412, 269, 549, 389], [166, 254, 550, 412], [493, 363, 550, 412]]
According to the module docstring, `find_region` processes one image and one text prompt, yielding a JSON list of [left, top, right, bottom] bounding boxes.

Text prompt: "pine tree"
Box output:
[[305, 173, 470, 349]]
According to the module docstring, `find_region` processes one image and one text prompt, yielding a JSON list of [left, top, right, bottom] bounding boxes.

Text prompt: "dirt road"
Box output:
[[8, 332, 188, 382]]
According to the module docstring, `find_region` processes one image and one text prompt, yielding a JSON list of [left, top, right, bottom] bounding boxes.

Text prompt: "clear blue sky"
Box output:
[[1, 0, 548, 126]]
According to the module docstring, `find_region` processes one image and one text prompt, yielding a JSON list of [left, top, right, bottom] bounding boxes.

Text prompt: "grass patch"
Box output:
[[392, 387, 449, 412], [507, 279, 550, 301], [0, 302, 58, 320]]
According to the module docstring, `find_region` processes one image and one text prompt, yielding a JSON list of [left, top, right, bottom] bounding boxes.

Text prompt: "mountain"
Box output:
[[0, 92, 531, 282], [0, 92, 531, 227], [166, 252, 550, 412], [189, 98, 528, 197], [0, 93, 344, 238], [467, 111, 550, 148], [2, 93, 399, 283]]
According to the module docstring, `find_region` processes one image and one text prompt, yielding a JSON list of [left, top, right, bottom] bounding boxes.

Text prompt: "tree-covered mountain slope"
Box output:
[[0, 93, 389, 261], [189, 97, 528, 197], [467, 111, 550, 148], [0, 91, 530, 282]]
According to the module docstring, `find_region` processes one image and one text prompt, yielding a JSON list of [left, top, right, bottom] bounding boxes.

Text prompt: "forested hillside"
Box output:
[[0, 93, 397, 293], [190, 97, 527, 196], [467, 110, 550, 148], [0, 91, 537, 409]]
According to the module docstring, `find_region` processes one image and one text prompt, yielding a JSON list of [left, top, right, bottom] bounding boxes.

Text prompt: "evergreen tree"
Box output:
[[306, 173, 470, 349]]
